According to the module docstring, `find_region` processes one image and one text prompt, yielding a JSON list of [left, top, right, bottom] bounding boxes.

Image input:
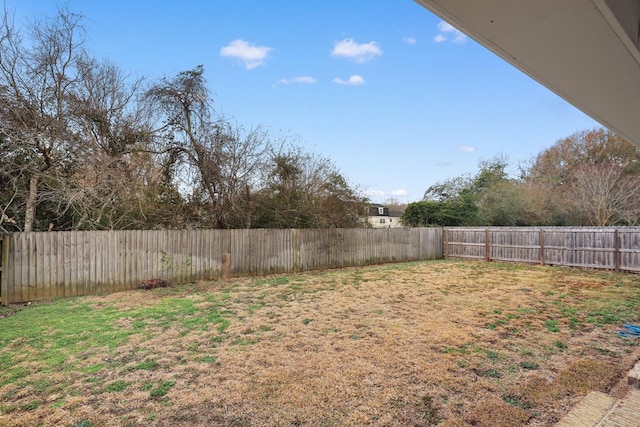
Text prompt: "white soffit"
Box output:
[[414, 0, 640, 147]]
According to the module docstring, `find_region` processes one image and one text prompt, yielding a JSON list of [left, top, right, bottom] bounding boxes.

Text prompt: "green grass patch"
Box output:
[[69, 419, 93, 427], [0, 366, 30, 388], [150, 381, 175, 398], [251, 276, 291, 286], [0, 292, 235, 391], [485, 350, 500, 361], [443, 345, 471, 355], [134, 359, 158, 371], [0, 301, 133, 373], [476, 368, 502, 378], [248, 304, 264, 314], [587, 310, 621, 326], [545, 319, 560, 332], [519, 361, 539, 370], [22, 400, 41, 411], [80, 363, 105, 374], [104, 380, 130, 393], [233, 337, 257, 346], [23, 377, 52, 392]]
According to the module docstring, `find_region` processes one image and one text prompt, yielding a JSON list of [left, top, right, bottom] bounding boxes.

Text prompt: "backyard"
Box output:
[[1, 259, 639, 426]]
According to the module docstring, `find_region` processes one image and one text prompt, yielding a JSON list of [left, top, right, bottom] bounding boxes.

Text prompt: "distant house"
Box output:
[[367, 204, 403, 228]]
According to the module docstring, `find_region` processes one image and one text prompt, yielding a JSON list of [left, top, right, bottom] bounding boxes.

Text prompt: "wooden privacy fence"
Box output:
[[444, 227, 640, 272], [0, 227, 443, 305]]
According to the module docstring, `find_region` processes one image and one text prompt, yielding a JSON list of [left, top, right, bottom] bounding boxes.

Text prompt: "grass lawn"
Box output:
[[1, 260, 639, 426]]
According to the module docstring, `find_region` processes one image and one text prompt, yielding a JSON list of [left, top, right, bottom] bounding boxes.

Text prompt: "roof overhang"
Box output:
[[414, 0, 640, 146]]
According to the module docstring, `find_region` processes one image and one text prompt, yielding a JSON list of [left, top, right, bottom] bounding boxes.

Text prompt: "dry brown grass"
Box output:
[[1, 260, 639, 426]]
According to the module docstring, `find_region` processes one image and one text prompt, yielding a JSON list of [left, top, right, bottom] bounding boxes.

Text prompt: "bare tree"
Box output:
[[0, 9, 85, 231], [0, 134, 23, 231], [146, 66, 272, 228], [0, 8, 165, 231], [571, 162, 640, 226], [60, 58, 158, 229], [382, 198, 407, 213], [525, 128, 640, 225]]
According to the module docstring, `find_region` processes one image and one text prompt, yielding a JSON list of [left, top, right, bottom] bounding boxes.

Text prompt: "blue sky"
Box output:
[[10, 0, 598, 203]]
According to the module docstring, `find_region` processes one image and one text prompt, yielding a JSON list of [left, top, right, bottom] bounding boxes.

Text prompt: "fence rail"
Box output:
[[0, 227, 443, 305], [444, 227, 640, 272]]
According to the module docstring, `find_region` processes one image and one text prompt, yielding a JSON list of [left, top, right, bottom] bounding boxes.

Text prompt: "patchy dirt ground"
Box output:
[[1, 260, 639, 426]]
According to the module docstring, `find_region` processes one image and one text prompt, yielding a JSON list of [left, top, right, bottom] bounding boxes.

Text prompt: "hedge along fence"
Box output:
[[0, 227, 443, 305], [444, 227, 640, 272]]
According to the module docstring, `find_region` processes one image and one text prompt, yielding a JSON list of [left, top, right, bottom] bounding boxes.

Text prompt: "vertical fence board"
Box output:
[[106, 230, 114, 291], [166, 230, 173, 279], [33, 232, 42, 300], [74, 231, 80, 296], [150, 230, 158, 280], [42, 233, 51, 299], [125, 230, 132, 288], [52, 231, 64, 297], [1, 235, 9, 305], [10, 234, 18, 304], [138, 230, 144, 285], [133, 230, 141, 287], [52, 232, 60, 298], [15, 234, 22, 303], [62, 232, 70, 297], [93, 231, 102, 294], [207, 230, 215, 279], [26, 233, 35, 301], [81, 232, 90, 295]]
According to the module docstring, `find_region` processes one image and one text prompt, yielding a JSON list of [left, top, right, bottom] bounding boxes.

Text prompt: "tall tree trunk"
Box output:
[[24, 174, 39, 232]]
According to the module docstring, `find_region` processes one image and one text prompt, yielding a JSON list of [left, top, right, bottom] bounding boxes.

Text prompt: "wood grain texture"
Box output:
[[1, 228, 443, 305]]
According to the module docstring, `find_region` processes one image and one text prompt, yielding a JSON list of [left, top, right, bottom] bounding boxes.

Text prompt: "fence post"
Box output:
[[614, 229, 620, 272], [1, 234, 9, 306], [443, 228, 448, 259], [484, 228, 490, 262], [539, 229, 545, 266], [221, 253, 231, 281]]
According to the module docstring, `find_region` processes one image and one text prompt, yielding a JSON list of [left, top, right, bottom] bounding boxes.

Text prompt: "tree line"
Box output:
[[4, 9, 638, 233], [0, 10, 367, 232], [402, 128, 640, 227]]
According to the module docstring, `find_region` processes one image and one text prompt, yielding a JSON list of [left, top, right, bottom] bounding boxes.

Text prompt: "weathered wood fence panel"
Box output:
[[0, 227, 443, 305], [445, 227, 640, 272]]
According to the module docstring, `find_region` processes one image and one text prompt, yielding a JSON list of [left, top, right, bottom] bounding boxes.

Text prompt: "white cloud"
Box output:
[[402, 37, 417, 45], [279, 76, 316, 84], [457, 145, 476, 153], [434, 20, 467, 44], [331, 38, 382, 63], [220, 39, 272, 70], [390, 189, 409, 197], [437, 21, 456, 33], [453, 33, 468, 44], [433, 34, 447, 43], [333, 75, 365, 86]]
